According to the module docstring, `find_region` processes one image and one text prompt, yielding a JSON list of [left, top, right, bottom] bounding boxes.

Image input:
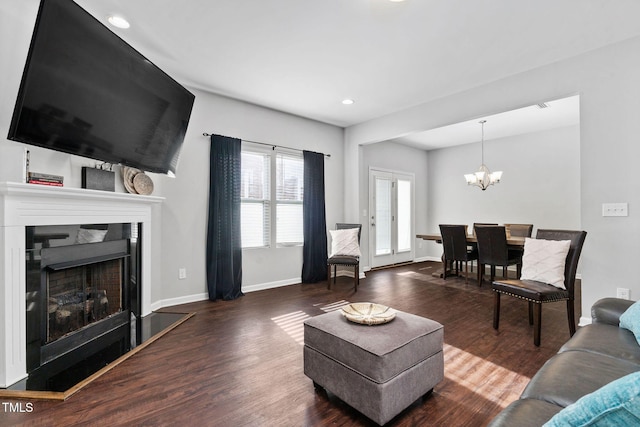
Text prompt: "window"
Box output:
[[240, 145, 304, 248], [276, 153, 304, 246], [241, 151, 270, 248]]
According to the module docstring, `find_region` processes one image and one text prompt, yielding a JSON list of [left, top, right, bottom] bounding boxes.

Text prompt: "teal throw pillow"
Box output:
[[620, 300, 640, 345], [543, 372, 640, 427]]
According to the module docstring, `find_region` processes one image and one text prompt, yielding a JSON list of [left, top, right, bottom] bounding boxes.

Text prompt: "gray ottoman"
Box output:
[[303, 309, 444, 425]]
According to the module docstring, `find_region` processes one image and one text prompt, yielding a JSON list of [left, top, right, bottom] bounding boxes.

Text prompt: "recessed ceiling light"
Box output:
[[107, 15, 130, 29], [342, 99, 355, 105]]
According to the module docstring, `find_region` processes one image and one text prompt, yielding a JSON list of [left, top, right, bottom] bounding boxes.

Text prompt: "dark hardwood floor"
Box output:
[[2, 261, 577, 426]]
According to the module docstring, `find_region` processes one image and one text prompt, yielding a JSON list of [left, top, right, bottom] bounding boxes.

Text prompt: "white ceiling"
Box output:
[[64, 1, 640, 135], [392, 95, 580, 150]]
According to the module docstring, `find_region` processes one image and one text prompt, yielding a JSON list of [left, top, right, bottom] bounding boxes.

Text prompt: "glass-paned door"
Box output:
[[369, 169, 414, 268]]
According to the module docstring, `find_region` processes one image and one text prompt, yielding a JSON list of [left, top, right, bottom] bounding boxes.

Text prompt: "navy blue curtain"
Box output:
[[206, 135, 243, 300], [301, 150, 328, 283]]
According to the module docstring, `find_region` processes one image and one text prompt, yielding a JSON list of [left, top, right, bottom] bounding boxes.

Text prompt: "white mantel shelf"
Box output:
[[0, 181, 164, 202], [0, 181, 163, 226], [0, 181, 163, 387]]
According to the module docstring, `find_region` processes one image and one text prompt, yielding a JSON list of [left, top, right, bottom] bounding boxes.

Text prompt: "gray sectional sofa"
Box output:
[[488, 297, 640, 426]]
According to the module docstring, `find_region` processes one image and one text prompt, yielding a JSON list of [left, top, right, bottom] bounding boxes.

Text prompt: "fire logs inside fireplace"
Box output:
[[47, 258, 122, 343]]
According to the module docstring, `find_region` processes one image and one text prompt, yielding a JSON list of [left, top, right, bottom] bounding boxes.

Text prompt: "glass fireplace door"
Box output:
[[46, 258, 123, 343]]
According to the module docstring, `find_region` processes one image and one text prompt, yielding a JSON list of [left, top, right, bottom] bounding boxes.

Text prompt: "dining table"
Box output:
[[416, 233, 526, 278], [416, 233, 526, 247]]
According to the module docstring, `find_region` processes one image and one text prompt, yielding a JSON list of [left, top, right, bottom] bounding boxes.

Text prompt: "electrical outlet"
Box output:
[[178, 268, 187, 280], [617, 287, 630, 300]]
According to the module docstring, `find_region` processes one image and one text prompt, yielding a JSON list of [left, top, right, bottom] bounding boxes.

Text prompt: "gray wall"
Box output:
[[1, 2, 344, 310], [5, 0, 640, 322], [158, 89, 344, 304], [360, 141, 430, 268], [346, 35, 640, 323], [424, 125, 580, 257]]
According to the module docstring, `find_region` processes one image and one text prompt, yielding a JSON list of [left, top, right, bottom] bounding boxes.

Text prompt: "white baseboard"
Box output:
[[152, 277, 303, 311], [151, 292, 208, 311], [578, 316, 592, 327], [153, 264, 584, 312], [153, 271, 374, 311], [243, 277, 302, 293], [416, 256, 441, 263]]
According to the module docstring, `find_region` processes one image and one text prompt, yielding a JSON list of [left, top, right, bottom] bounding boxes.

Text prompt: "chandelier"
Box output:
[[464, 120, 502, 190]]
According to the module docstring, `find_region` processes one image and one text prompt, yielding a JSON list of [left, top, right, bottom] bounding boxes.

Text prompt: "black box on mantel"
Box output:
[[82, 167, 115, 191]]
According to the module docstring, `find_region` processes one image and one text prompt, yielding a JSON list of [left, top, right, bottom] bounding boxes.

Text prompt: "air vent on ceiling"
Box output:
[[536, 102, 549, 109]]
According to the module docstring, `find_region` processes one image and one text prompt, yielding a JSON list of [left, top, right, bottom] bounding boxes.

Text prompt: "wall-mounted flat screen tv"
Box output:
[[8, 0, 195, 176]]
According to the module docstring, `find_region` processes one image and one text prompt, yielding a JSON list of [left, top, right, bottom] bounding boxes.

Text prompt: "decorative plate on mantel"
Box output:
[[122, 166, 140, 194], [133, 172, 154, 195], [122, 167, 154, 195], [341, 302, 396, 325]]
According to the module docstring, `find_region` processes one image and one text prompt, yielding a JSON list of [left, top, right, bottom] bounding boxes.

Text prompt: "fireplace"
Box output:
[[0, 182, 161, 388], [25, 224, 139, 377]]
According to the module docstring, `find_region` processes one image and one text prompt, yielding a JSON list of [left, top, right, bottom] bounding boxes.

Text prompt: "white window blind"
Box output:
[[275, 153, 304, 246], [241, 151, 270, 248], [240, 147, 304, 248]]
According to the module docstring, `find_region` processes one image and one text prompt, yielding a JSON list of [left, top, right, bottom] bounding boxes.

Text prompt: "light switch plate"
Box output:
[[617, 287, 630, 300], [602, 203, 628, 217]]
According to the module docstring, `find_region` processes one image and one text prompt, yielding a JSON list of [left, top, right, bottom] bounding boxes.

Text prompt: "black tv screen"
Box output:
[[8, 0, 195, 176]]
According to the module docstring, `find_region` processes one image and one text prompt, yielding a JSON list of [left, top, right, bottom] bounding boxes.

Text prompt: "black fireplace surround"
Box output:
[[25, 223, 142, 387]]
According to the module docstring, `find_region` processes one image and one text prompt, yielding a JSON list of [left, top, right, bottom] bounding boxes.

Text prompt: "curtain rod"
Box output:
[[202, 133, 330, 158]]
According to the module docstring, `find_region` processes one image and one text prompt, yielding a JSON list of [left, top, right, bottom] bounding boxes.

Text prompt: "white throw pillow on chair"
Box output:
[[520, 238, 571, 289], [329, 228, 361, 258]]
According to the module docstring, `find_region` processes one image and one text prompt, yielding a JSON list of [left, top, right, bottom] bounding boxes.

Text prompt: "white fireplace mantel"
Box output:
[[0, 182, 163, 387]]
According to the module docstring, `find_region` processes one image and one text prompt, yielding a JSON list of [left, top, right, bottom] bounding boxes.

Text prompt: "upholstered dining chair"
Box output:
[[327, 223, 362, 291], [439, 224, 478, 284], [471, 223, 498, 273], [492, 229, 587, 346], [472, 223, 498, 235], [504, 224, 534, 238], [474, 225, 523, 286]]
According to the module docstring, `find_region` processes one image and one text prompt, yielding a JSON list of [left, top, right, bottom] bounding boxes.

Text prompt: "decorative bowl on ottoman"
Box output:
[[341, 302, 396, 325], [304, 308, 444, 425]]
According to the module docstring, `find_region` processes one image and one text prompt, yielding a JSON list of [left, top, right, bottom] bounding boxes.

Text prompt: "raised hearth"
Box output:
[[0, 182, 163, 387]]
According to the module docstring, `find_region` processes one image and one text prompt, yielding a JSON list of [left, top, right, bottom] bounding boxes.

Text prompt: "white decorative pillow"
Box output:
[[520, 238, 571, 289], [330, 228, 361, 257]]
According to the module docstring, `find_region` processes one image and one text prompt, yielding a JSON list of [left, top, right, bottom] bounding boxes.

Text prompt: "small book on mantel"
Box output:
[[27, 172, 64, 186]]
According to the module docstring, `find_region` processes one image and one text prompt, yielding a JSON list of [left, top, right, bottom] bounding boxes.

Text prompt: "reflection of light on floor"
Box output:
[[271, 311, 310, 345], [444, 344, 530, 408], [273, 302, 353, 345], [397, 271, 431, 281], [315, 300, 351, 312]]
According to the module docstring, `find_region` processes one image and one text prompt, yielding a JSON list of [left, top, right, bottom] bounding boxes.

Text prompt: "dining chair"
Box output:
[[439, 224, 478, 284], [504, 224, 534, 238], [465, 223, 497, 272], [327, 223, 362, 291], [492, 229, 587, 346], [472, 223, 498, 235], [474, 225, 523, 286]]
